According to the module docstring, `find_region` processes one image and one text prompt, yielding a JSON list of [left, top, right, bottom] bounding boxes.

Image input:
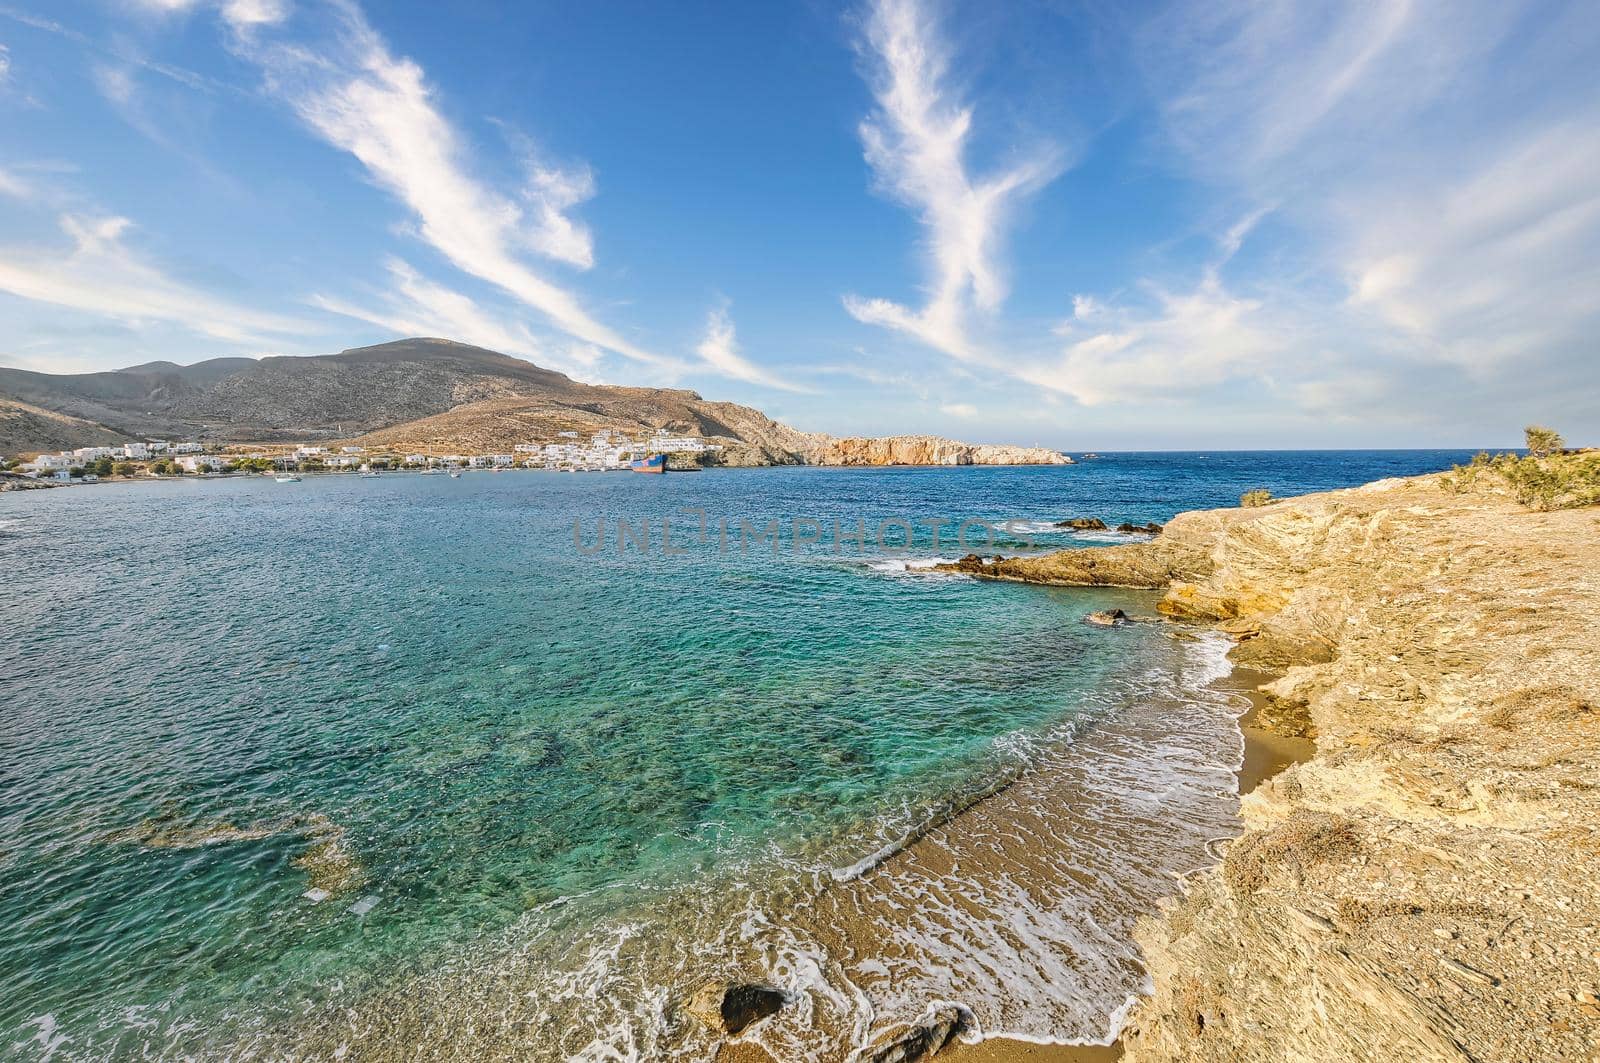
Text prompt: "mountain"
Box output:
[[0, 338, 1065, 466], [0, 339, 576, 444]]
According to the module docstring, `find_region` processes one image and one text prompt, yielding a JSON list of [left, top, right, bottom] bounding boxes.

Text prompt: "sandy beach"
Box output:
[[942, 669, 1313, 1063]]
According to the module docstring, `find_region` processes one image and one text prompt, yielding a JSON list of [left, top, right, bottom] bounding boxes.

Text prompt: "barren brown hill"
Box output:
[[0, 395, 126, 456], [0, 339, 581, 447], [348, 389, 823, 466]]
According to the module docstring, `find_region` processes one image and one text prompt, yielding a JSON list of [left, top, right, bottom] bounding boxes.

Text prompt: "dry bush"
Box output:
[[1335, 897, 1423, 928], [1239, 488, 1273, 508], [1226, 811, 1362, 895]]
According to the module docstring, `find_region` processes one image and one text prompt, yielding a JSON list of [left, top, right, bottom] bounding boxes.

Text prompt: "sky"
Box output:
[[0, 0, 1596, 449]]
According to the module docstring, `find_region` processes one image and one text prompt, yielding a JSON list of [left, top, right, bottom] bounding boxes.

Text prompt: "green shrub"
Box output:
[[1440, 430, 1599, 511], [1239, 488, 1273, 508], [1524, 424, 1564, 457]]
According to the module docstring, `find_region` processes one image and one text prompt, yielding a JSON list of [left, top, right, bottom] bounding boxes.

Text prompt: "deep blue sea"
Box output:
[[0, 451, 1472, 1060]]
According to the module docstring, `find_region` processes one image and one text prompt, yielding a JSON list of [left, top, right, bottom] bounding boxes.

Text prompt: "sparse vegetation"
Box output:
[[1239, 489, 1273, 508], [1524, 424, 1564, 457], [1438, 429, 1599, 511]]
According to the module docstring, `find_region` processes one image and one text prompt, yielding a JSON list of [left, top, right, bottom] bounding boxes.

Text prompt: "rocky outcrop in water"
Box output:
[[964, 473, 1600, 1062]]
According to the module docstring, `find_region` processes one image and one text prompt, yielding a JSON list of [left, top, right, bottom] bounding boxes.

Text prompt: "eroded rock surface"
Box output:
[[812, 436, 1071, 466], [966, 474, 1600, 1062]]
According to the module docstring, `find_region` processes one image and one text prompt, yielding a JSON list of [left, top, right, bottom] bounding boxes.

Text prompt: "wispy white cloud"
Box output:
[[227, 2, 665, 367], [1340, 120, 1600, 374], [694, 304, 811, 392], [92, 63, 136, 105], [844, 0, 1061, 362], [220, 0, 290, 29], [1051, 0, 1600, 416], [0, 213, 312, 344], [939, 401, 976, 418], [0, 167, 31, 199], [311, 257, 601, 380], [126, 0, 288, 28]]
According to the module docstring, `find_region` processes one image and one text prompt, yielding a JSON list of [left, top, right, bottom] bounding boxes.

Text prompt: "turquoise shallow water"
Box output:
[[0, 453, 1472, 1059]]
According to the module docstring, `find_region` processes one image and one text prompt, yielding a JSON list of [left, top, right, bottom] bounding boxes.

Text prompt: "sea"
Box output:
[[0, 451, 1473, 1060]]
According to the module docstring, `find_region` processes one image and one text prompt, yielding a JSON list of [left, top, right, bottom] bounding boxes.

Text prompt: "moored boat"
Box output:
[[628, 454, 667, 474]]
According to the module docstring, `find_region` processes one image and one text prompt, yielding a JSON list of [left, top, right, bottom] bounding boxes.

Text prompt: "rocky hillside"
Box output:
[[1, 339, 1070, 466], [0, 340, 591, 444], [811, 435, 1071, 466], [350, 388, 823, 465], [945, 471, 1600, 1061], [0, 395, 127, 456]]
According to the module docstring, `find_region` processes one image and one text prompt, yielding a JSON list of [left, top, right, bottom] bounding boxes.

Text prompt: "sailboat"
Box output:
[[274, 458, 301, 483], [359, 463, 380, 478]]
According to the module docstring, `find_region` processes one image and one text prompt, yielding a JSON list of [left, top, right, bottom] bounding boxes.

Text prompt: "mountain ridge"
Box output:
[[0, 338, 1066, 466]]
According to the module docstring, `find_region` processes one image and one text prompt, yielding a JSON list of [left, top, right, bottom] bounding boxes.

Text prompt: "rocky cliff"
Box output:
[[945, 472, 1600, 1061], [810, 435, 1070, 466]]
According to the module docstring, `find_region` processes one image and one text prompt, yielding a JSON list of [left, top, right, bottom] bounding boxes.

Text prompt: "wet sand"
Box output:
[[1224, 667, 1315, 796], [943, 663, 1313, 1063]]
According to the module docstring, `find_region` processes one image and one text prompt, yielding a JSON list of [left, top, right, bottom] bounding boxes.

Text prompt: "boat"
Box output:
[[274, 457, 301, 483], [359, 463, 380, 478], [449, 469, 462, 478], [628, 454, 667, 474]]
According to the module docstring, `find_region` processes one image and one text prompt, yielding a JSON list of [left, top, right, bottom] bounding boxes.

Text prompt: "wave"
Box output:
[[995, 520, 1158, 544], [860, 556, 962, 574]]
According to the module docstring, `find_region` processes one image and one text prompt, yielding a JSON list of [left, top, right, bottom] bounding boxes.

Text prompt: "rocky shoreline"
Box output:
[[940, 472, 1600, 1061]]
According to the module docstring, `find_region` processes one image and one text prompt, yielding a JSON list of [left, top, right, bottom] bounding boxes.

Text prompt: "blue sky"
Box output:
[[1, 0, 1596, 448]]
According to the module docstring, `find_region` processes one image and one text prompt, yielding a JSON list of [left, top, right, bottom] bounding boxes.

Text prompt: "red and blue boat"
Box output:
[[629, 453, 667, 474]]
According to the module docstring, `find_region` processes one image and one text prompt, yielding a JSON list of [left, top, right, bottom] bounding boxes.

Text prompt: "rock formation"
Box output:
[[810, 435, 1071, 466], [855, 1004, 967, 1063], [684, 981, 785, 1036], [945, 472, 1600, 1062]]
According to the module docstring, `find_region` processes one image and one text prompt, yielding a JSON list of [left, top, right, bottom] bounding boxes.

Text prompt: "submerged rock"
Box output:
[[857, 1005, 967, 1062], [1085, 609, 1129, 627], [685, 981, 784, 1036], [1055, 517, 1107, 530], [103, 809, 364, 896]]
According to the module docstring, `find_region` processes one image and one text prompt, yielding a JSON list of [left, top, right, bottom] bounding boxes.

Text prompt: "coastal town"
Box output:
[[3, 429, 723, 483]]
